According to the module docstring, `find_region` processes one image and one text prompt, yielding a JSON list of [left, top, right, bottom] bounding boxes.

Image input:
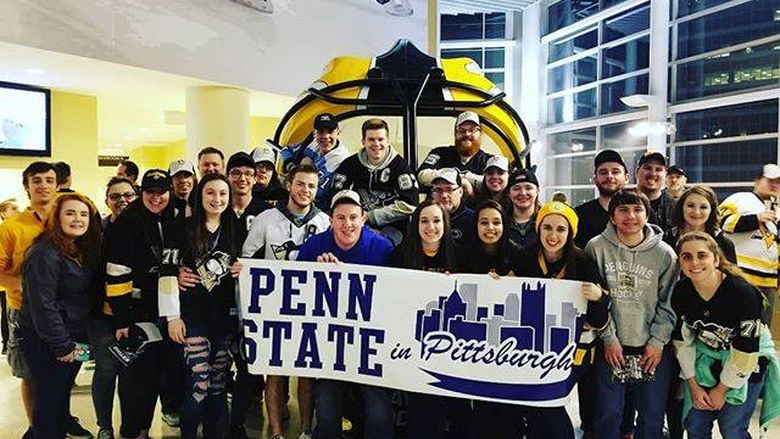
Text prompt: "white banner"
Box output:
[[238, 258, 588, 406]]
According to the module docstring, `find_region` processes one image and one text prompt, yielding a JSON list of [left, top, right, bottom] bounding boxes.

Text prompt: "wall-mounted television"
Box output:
[[0, 81, 51, 157]]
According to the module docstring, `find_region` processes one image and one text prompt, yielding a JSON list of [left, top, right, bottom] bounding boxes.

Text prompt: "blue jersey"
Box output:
[[297, 225, 393, 266]]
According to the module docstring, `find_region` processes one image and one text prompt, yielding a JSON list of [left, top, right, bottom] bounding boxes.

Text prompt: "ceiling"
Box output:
[[439, 0, 538, 14], [0, 41, 295, 153]]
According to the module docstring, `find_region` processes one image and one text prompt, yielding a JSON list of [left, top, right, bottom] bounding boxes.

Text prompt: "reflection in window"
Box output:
[[549, 88, 598, 123], [602, 122, 648, 150], [485, 72, 505, 92], [485, 48, 506, 69], [485, 13, 507, 39], [602, 36, 650, 79], [441, 12, 507, 41], [674, 140, 778, 182], [548, 55, 598, 93], [548, 154, 596, 186], [547, 0, 602, 34], [555, 188, 597, 207], [676, 0, 731, 18], [549, 28, 598, 63], [604, 4, 650, 43], [441, 48, 483, 67], [601, 74, 649, 114], [675, 100, 779, 142], [677, 1, 780, 59], [548, 128, 597, 155], [676, 42, 780, 101]]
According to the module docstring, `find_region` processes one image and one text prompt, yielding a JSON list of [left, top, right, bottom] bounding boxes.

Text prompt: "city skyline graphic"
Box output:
[[414, 281, 584, 354]]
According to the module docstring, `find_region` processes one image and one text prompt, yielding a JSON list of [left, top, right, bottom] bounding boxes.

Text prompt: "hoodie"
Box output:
[[584, 223, 678, 349], [329, 145, 419, 227]]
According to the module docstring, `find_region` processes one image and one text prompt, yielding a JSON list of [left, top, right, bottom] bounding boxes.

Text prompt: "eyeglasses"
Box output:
[[456, 127, 481, 136], [432, 187, 460, 196], [255, 163, 274, 172], [108, 192, 136, 201], [229, 169, 256, 179]]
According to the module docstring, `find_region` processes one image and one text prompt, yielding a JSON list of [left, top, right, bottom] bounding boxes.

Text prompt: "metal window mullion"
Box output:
[[672, 133, 780, 148], [541, 0, 649, 44], [672, 34, 780, 66], [672, 0, 753, 26], [542, 111, 648, 135], [669, 87, 780, 114], [546, 46, 600, 70], [600, 29, 651, 51], [547, 82, 599, 99], [601, 68, 651, 85]]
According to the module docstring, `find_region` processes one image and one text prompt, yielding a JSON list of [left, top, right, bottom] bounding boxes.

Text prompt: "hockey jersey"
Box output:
[[279, 139, 352, 210], [241, 204, 330, 261]]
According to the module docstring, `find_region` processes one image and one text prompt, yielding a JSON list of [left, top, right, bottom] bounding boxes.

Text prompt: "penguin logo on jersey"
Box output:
[[271, 240, 299, 260]]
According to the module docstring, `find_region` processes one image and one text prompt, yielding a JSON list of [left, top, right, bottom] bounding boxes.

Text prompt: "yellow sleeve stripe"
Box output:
[[737, 254, 780, 271], [158, 276, 179, 297], [719, 202, 739, 232], [740, 272, 778, 288], [730, 349, 758, 375], [106, 281, 133, 298]]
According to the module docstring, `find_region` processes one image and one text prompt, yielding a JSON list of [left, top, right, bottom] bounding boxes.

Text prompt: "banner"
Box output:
[[238, 259, 588, 406]]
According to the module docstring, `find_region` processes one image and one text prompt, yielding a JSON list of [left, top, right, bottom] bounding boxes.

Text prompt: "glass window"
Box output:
[[548, 55, 598, 93], [677, 1, 780, 59], [601, 74, 649, 114], [712, 186, 753, 204], [549, 88, 598, 124], [549, 28, 598, 63], [485, 72, 505, 91], [677, 0, 740, 19], [675, 100, 779, 142], [441, 13, 484, 41], [547, 0, 601, 34], [675, 41, 780, 101], [547, 127, 597, 155], [602, 35, 650, 79], [604, 4, 650, 43], [485, 48, 505, 69], [441, 48, 483, 67], [485, 12, 507, 39], [548, 154, 596, 186], [673, 139, 778, 182], [551, 188, 596, 207], [602, 122, 648, 150]]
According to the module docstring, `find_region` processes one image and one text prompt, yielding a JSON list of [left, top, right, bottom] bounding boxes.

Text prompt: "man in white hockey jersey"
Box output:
[[719, 163, 780, 325], [241, 164, 330, 439]]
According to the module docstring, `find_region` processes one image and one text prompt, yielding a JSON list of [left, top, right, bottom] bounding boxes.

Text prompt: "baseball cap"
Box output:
[[637, 150, 667, 168], [330, 189, 362, 209], [484, 155, 509, 173], [314, 113, 339, 131], [168, 159, 196, 177], [227, 152, 255, 172], [509, 168, 539, 187], [431, 168, 462, 186], [141, 169, 171, 192], [594, 149, 627, 171], [251, 145, 276, 165], [763, 164, 780, 179], [455, 111, 480, 128], [667, 165, 687, 177]]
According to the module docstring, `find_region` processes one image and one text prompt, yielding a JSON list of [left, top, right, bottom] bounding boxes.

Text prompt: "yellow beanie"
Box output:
[[535, 201, 579, 238]]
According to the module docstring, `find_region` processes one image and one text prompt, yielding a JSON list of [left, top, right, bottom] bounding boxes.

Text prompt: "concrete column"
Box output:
[[519, 3, 544, 178], [648, 0, 670, 151], [185, 86, 250, 160]]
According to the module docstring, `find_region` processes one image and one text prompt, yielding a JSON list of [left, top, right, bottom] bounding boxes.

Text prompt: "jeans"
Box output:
[[684, 373, 765, 439], [517, 405, 574, 439], [180, 331, 233, 439], [18, 326, 81, 439], [473, 401, 521, 438], [313, 379, 394, 439], [118, 330, 163, 438], [88, 315, 121, 430], [593, 346, 672, 439], [406, 392, 473, 439]]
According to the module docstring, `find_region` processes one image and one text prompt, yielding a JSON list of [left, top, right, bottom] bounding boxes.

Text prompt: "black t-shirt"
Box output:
[[419, 146, 493, 176], [574, 199, 610, 249]]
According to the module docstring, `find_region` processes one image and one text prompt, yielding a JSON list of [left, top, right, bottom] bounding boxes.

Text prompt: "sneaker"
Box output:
[[161, 412, 180, 427], [298, 433, 312, 439], [66, 417, 94, 439], [96, 428, 114, 439]]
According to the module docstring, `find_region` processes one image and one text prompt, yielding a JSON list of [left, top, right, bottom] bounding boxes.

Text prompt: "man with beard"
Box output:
[[575, 149, 630, 249], [418, 111, 494, 198], [329, 118, 418, 245], [635, 150, 673, 231], [168, 159, 197, 220], [279, 113, 352, 210], [241, 165, 330, 439], [251, 145, 288, 209]]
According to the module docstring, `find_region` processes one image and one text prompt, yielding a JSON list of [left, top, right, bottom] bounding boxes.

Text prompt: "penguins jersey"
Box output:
[[241, 204, 330, 261]]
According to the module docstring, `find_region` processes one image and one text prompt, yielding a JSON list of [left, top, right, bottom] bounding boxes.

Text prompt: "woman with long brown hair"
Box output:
[[17, 193, 102, 438]]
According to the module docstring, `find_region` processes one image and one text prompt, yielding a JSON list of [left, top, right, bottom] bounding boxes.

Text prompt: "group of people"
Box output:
[[1, 110, 779, 439]]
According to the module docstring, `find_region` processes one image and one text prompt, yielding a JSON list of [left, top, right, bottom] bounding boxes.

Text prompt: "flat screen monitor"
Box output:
[[0, 81, 51, 157]]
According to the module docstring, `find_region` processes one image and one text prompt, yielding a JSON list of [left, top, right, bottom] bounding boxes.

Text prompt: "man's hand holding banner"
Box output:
[[238, 258, 588, 407]]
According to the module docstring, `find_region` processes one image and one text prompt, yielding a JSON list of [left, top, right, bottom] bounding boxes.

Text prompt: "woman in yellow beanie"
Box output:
[[513, 200, 611, 438]]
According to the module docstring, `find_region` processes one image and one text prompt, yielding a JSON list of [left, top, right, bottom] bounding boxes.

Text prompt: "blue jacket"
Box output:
[[297, 225, 394, 266]]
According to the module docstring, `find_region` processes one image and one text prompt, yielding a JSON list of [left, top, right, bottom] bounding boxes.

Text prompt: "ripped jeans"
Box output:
[[181, 330, 233, 439]]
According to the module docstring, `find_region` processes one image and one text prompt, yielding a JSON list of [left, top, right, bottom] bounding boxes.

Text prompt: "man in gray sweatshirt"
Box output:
[[584, 189, 678, 439]]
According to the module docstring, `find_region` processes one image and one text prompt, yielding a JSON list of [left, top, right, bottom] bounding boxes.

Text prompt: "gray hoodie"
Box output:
[[584, 223, 678, 349]]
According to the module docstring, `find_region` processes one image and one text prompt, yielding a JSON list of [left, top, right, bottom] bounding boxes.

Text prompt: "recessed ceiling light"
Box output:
[[24, 68, 45, 75]]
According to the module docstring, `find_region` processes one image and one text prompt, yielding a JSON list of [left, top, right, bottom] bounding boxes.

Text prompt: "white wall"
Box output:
[[0, 0, 428, 96]]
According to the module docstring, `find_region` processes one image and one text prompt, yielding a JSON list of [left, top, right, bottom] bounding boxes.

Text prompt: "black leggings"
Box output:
[[118, 341, 163, 438]]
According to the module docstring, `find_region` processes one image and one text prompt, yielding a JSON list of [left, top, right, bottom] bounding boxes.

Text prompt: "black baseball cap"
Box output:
[[227, 152, 255, 172], [667, 165, 687, 177], [594, 149, 627, 172], [637, 150, 667, 168], [141, 169, 171, 192], [509, 168, 539, 187], [314, 113, 339, 131]]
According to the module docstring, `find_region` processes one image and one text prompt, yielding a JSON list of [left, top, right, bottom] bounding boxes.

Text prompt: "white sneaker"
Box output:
[[298, 433, 312, 439]]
